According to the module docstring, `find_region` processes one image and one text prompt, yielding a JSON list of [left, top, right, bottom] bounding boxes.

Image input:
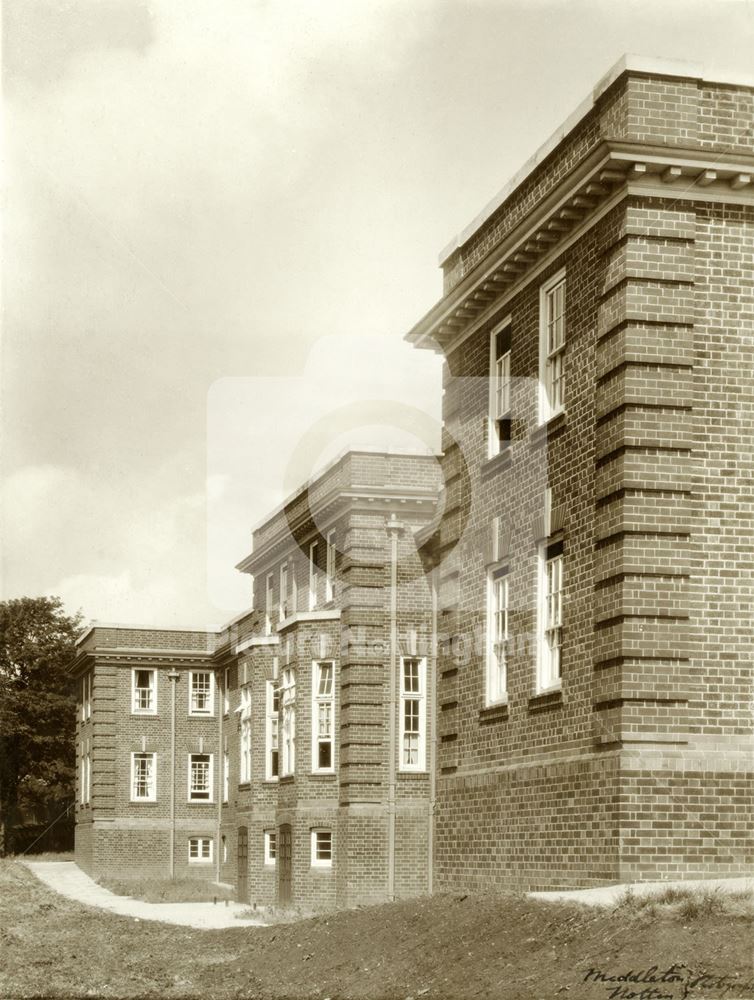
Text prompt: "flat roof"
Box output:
[[438, 54, 754, 266]]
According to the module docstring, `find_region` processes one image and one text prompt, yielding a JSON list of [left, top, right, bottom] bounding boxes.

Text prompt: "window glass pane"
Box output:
[[317, 663, 333, 697]]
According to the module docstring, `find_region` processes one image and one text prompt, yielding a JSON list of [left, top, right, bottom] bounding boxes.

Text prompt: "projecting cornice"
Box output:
[[70, 647, 216, 673], [406, 140, 754, 355], [236, 487, 440, 574]]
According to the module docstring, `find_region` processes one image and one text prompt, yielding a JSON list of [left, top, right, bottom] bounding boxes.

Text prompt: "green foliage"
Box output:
[[0, 597, 83, 854]]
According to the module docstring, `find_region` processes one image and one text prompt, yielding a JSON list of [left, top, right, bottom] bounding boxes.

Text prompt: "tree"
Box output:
[[0, 597, 82, 855]]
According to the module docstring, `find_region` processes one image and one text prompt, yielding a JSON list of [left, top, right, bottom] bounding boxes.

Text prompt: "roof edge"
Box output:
[[437, 54, 753, 266]]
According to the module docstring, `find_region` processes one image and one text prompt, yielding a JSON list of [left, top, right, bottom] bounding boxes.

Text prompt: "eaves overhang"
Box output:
[[406, 142, 754, 356]]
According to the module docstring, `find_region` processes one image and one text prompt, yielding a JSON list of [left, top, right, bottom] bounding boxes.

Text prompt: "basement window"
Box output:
[[311, 829, 332, 867], [188, 837, 213, 863]]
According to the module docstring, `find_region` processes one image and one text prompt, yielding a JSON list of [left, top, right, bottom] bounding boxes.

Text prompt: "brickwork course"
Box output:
[[71, 56, 754, 906], [406, 55, 754, 892], [71, 450, 441, 909]]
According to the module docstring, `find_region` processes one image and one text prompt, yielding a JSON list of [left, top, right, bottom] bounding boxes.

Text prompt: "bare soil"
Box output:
[[1, 860, 752, 1000]]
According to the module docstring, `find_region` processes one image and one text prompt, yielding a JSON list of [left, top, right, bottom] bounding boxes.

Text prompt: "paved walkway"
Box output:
[[24, 861, 266, 929], [529, 875, 754, 907]]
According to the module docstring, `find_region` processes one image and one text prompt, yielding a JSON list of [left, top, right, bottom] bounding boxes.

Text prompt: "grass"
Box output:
[[97, 876, 236, 904], [15, 850, 75, 862], [617, 884, 754, 920]]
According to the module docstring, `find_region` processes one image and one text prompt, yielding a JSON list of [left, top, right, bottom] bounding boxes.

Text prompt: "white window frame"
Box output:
[[310, 829, 332, 868], [81, 671, 92, 721], [239, 685, 252, 784], [308, 541, 319, 610], [223, 666, 230, 716], [539, 270, 566, 424], [264, 829, 276, 866], [188, 837, 213, 863], [222, 835, 228, 863], [131, 668, 157, 715], [488, 318, 512, 458], [311, 660, 335, 773], [537, 541, 564, 692], [399, 656, 426, 772], [130, 751, 157, 802], [188, 753, 214, 802], [79, 743, 86, 805], [223, 751, 229, 803], [325, 530, 336, 602], [265, 680, 280, 780], [265, 572, 274, 635], [188, 670, 214, 716], [486, 568, 509, 706], [281, 666, 296, 776], [280, 562, 289, 620]]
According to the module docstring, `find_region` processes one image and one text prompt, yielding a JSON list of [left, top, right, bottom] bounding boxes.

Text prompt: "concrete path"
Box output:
[[529, 875, 754, 907], [24, 861, 266, 929]]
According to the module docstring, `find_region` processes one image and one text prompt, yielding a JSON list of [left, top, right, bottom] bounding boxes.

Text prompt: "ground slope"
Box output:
[[1, 860, 752, 1000]]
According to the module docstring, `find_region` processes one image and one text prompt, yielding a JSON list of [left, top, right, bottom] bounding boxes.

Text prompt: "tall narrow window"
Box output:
[[325, 530, 336, 602], [399, 657, 426, 771], [223, 666, 230, 716], [281, 667, 296, 776], [131, 752, 156, 801], [85, 751, 91, 803], [223, 752, 229, 803], [312, 660, 334, 772], [308, 542, 319, 610], [188, 753, 213, 801], [265, 680, 280, 780], [81, 672, 92, 721], [540, 272, 566, 422], [239, 686, 251, 783], [79, 744, 85, 805], [538, 540, 564, 691], [489, 321, 512, 457], [265, 573, 274, 635], [189, 671, 214, 715], [486, 569, 509, 705], [132, 668, 157, 715], [280, 562, 288, 619], [264, 830, 276, 865]]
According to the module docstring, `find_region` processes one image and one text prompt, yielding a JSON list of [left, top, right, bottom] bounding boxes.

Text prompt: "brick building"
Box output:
[[405, 55, 754, 890], [72, 56, 753, 902], [71, 450, 442, 906]]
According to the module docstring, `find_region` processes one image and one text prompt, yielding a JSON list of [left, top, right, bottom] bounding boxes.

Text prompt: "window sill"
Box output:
[[398, 768, 428, 776], [479, 702, 509, 724], [187, 800, 215, 805], [131, 712, 159, 718], [129, 800, 158, 806], [530, 411, 567, 449], [481, 448, 512, 481], [310, 771, 336, 778], [528, 688, 563, 712], [188, 714, 216, 720], [262, 778, 279, 785]]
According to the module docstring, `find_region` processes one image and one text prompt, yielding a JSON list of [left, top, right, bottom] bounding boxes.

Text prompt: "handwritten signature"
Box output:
[[582, 964, 754, 999]]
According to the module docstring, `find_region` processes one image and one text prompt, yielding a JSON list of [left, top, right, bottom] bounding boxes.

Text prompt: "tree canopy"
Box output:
[[0, 596, 82, 854]]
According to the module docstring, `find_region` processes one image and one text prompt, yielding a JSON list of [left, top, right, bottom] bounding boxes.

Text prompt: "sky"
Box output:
[[3, 0, 753, 628]]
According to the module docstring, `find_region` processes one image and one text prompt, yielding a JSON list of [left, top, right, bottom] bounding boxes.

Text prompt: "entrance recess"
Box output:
[[237, 826, 248, 904], [278, 824, 292, 905]]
